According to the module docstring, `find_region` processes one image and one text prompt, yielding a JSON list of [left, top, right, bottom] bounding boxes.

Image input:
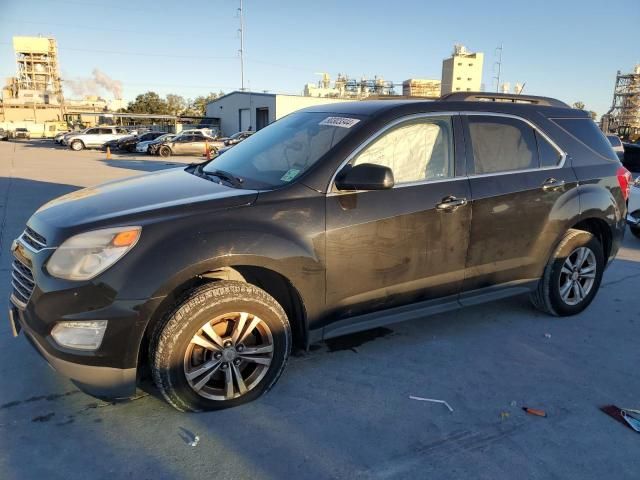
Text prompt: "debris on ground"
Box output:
[[189, 435, 200, 447], [510, 400, 517, 407], [544, 333, 552, 339], [522, 407, 547, 417], [500, 411, 510, 421], [601, 405, 640, 433], [179, 427, 200, 446], [409, 396, 454, 412]]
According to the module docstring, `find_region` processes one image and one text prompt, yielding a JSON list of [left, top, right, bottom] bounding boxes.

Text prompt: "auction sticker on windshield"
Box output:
[[319, 117, 360, 128], [280, 168, 300, 182]]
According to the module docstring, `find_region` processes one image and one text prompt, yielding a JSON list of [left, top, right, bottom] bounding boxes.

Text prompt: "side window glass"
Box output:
[[352, 117, 454, 184], [99, 128, 112, 134], [86, 128, 98, 134], [536, 132, 562, 168], [467, 116, 537, 174]]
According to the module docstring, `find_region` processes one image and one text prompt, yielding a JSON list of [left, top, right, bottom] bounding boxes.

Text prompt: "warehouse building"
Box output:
[[205, 91, 350, 136]]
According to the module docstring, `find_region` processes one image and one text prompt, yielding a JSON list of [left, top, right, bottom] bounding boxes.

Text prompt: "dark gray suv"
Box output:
[[10, 92, 630, 411]]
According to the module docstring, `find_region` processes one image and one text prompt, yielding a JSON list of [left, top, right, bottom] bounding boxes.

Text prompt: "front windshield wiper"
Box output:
[[199, 166, 244, 188]]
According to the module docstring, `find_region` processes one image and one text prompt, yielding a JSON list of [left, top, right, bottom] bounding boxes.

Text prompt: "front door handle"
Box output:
[[436, 196, 468, 212], [542, 178, 565, 192]]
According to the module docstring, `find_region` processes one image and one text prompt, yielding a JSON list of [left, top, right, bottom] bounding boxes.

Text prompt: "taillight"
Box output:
[[617, 166, 632, 201]]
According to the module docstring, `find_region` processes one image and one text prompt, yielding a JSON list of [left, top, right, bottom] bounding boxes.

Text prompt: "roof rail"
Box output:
[[439, 92, 569, 108]]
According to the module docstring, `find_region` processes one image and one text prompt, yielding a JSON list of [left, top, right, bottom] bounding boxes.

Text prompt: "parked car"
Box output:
[[9, 93, 630, 412], [607, 134, 624, 161], [154, 131, 217, 157], [64, 126, 131, 151], [628, 177, 640, 238], [223, 131, 253, 146], [104, 131, 165, 153], [0, 128, 8, 141], [622, 142, 640, 172], [54, 130, 73, 144], [12, 128, 31, 140], [137, 133, 176, 154]]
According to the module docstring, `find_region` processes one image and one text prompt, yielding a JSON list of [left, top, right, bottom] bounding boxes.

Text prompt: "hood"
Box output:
[[30, 167, 258, 240]]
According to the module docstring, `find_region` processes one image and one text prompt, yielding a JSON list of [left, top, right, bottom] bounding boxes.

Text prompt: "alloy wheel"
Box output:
[[183, 312, 274, 401], [558, 247, 597, 306]]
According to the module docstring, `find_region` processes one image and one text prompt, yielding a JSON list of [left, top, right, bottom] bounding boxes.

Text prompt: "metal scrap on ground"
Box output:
[[409, 396, 454, 413]]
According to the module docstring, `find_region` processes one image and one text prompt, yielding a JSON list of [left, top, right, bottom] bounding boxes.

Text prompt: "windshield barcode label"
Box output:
[[319, 117, 360, 128]]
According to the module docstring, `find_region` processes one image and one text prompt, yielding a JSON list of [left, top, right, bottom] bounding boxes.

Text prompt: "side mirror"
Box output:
[[335, 163, 394, 191]]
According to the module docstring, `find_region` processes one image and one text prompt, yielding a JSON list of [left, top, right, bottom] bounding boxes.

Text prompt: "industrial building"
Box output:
[[304, 73, 395, 98], [402, 79, 441, 98], [603, 65, 640, 140], [205, 91, 350, 136], [441, 44, 484, 95]]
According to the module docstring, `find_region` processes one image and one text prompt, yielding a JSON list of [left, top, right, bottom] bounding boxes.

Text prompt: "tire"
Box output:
[[70, 140, 84, 151], [150, 281, 292, 412], [630, 211, 640, 239], [158, 145, 172, 157], [530, 229, 604, 316]]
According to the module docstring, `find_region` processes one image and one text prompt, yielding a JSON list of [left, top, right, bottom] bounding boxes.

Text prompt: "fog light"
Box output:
[[51, 320, 107, 351]]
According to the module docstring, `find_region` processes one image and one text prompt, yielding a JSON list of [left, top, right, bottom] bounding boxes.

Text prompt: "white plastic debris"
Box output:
[[189, 435, 200, 447], [409, 396, 454, 412], [544, 333, 552, 339], [510, 400, 517, 407]]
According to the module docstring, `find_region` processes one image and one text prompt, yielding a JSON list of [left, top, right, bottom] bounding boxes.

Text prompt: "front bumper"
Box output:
[[9, 236, 162, 400], [10, 301, 138, 398]]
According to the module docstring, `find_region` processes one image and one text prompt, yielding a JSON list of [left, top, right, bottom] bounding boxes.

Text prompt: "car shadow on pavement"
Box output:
[[9, 139, 61, 150]]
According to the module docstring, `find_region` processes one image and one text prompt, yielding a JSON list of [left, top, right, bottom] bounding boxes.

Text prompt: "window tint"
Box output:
[[352, 117, 454, 183], [535, 132, 562, 167], [553, 118, 618, 161], [99, 128, 113, 134], [468, 116, 537, 174], [86, 128, 98, 134]]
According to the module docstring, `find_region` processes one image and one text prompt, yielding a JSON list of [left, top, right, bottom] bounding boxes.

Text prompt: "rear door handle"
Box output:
[[436, 196, 468, 212], [542, 178, 565, 191]]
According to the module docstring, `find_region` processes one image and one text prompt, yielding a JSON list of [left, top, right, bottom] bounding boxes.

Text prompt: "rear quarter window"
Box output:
[[552, 118, 618, 161]]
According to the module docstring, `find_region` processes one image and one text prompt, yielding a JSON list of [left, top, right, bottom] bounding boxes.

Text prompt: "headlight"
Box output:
[[47, 226, 141, 280], [634, 177, 640, 188], [51, 320, 107, 350]]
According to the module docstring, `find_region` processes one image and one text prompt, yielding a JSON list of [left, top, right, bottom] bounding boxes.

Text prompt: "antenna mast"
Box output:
[[239, 0, 245, 91], [494, 43, 503, 93]]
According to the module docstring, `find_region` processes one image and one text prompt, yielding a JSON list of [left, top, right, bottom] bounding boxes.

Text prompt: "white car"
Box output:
[[136, 133, 175, 153], [628, 176, 640, 239], [65, 126, 131, 151]]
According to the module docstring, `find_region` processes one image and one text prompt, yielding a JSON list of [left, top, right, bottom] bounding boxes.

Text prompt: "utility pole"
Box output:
[[494, 44, 503, 93], [238, 0, 245, 91]]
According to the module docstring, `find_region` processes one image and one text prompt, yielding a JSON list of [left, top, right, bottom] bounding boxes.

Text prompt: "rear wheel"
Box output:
[[530, 229, 604, 316], [150, 281, 291, 412], [159, 145, 172, 157], [70, 140, 84, 151]]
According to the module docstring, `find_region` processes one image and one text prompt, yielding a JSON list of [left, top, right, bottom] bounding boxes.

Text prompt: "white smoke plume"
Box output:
[[65, 69, 123, 99]]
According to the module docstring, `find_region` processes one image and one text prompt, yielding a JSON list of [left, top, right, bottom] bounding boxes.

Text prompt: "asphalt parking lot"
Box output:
[[1, 139, 639, 480]]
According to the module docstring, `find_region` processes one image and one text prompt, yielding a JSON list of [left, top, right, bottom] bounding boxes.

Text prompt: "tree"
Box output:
[[191, 92, 224, 116], [126, 92, 168, 114], [572, 101, 586, 110], [165, 94, 187, 116], [589, 110, 598, 121]]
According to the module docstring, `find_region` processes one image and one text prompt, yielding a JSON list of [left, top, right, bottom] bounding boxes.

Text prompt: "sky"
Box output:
[[0, 0, 638, 116]]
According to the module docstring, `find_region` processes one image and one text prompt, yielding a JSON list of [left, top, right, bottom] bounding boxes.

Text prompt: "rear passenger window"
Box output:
[[553, 118, 618, 161], [352, 116, 454, 184], [535, 132, 563, 167], [467, 116, 537, 174]]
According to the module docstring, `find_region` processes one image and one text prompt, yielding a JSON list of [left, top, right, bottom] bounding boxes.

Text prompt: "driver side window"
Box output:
[[352, 117, 454, 184]]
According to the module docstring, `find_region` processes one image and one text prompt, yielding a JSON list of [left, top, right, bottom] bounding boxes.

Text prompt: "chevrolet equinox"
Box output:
[[9, 93, 630, 412]]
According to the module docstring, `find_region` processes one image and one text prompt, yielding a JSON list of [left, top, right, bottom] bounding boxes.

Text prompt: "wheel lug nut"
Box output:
[[236, 344, 244, 352], [223, 341, 232, 348], [214, 352, 222, 360], [233, 359, 241, 366], [221, 362, 229, 369]]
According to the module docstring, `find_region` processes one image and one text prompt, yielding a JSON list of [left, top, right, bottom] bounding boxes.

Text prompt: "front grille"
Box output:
[[11, 258, 35, 307], [21, 227, 47, 251]]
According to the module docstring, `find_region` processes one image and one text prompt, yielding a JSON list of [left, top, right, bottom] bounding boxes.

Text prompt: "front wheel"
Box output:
[[150, 281, 291, 412], [530, 229, 604, 316], [70, 140, 84, 151], [158, 145, 171, 157]]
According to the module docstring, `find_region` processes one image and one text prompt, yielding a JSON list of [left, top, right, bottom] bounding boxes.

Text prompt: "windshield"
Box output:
[[202, 112, 361, 189]]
